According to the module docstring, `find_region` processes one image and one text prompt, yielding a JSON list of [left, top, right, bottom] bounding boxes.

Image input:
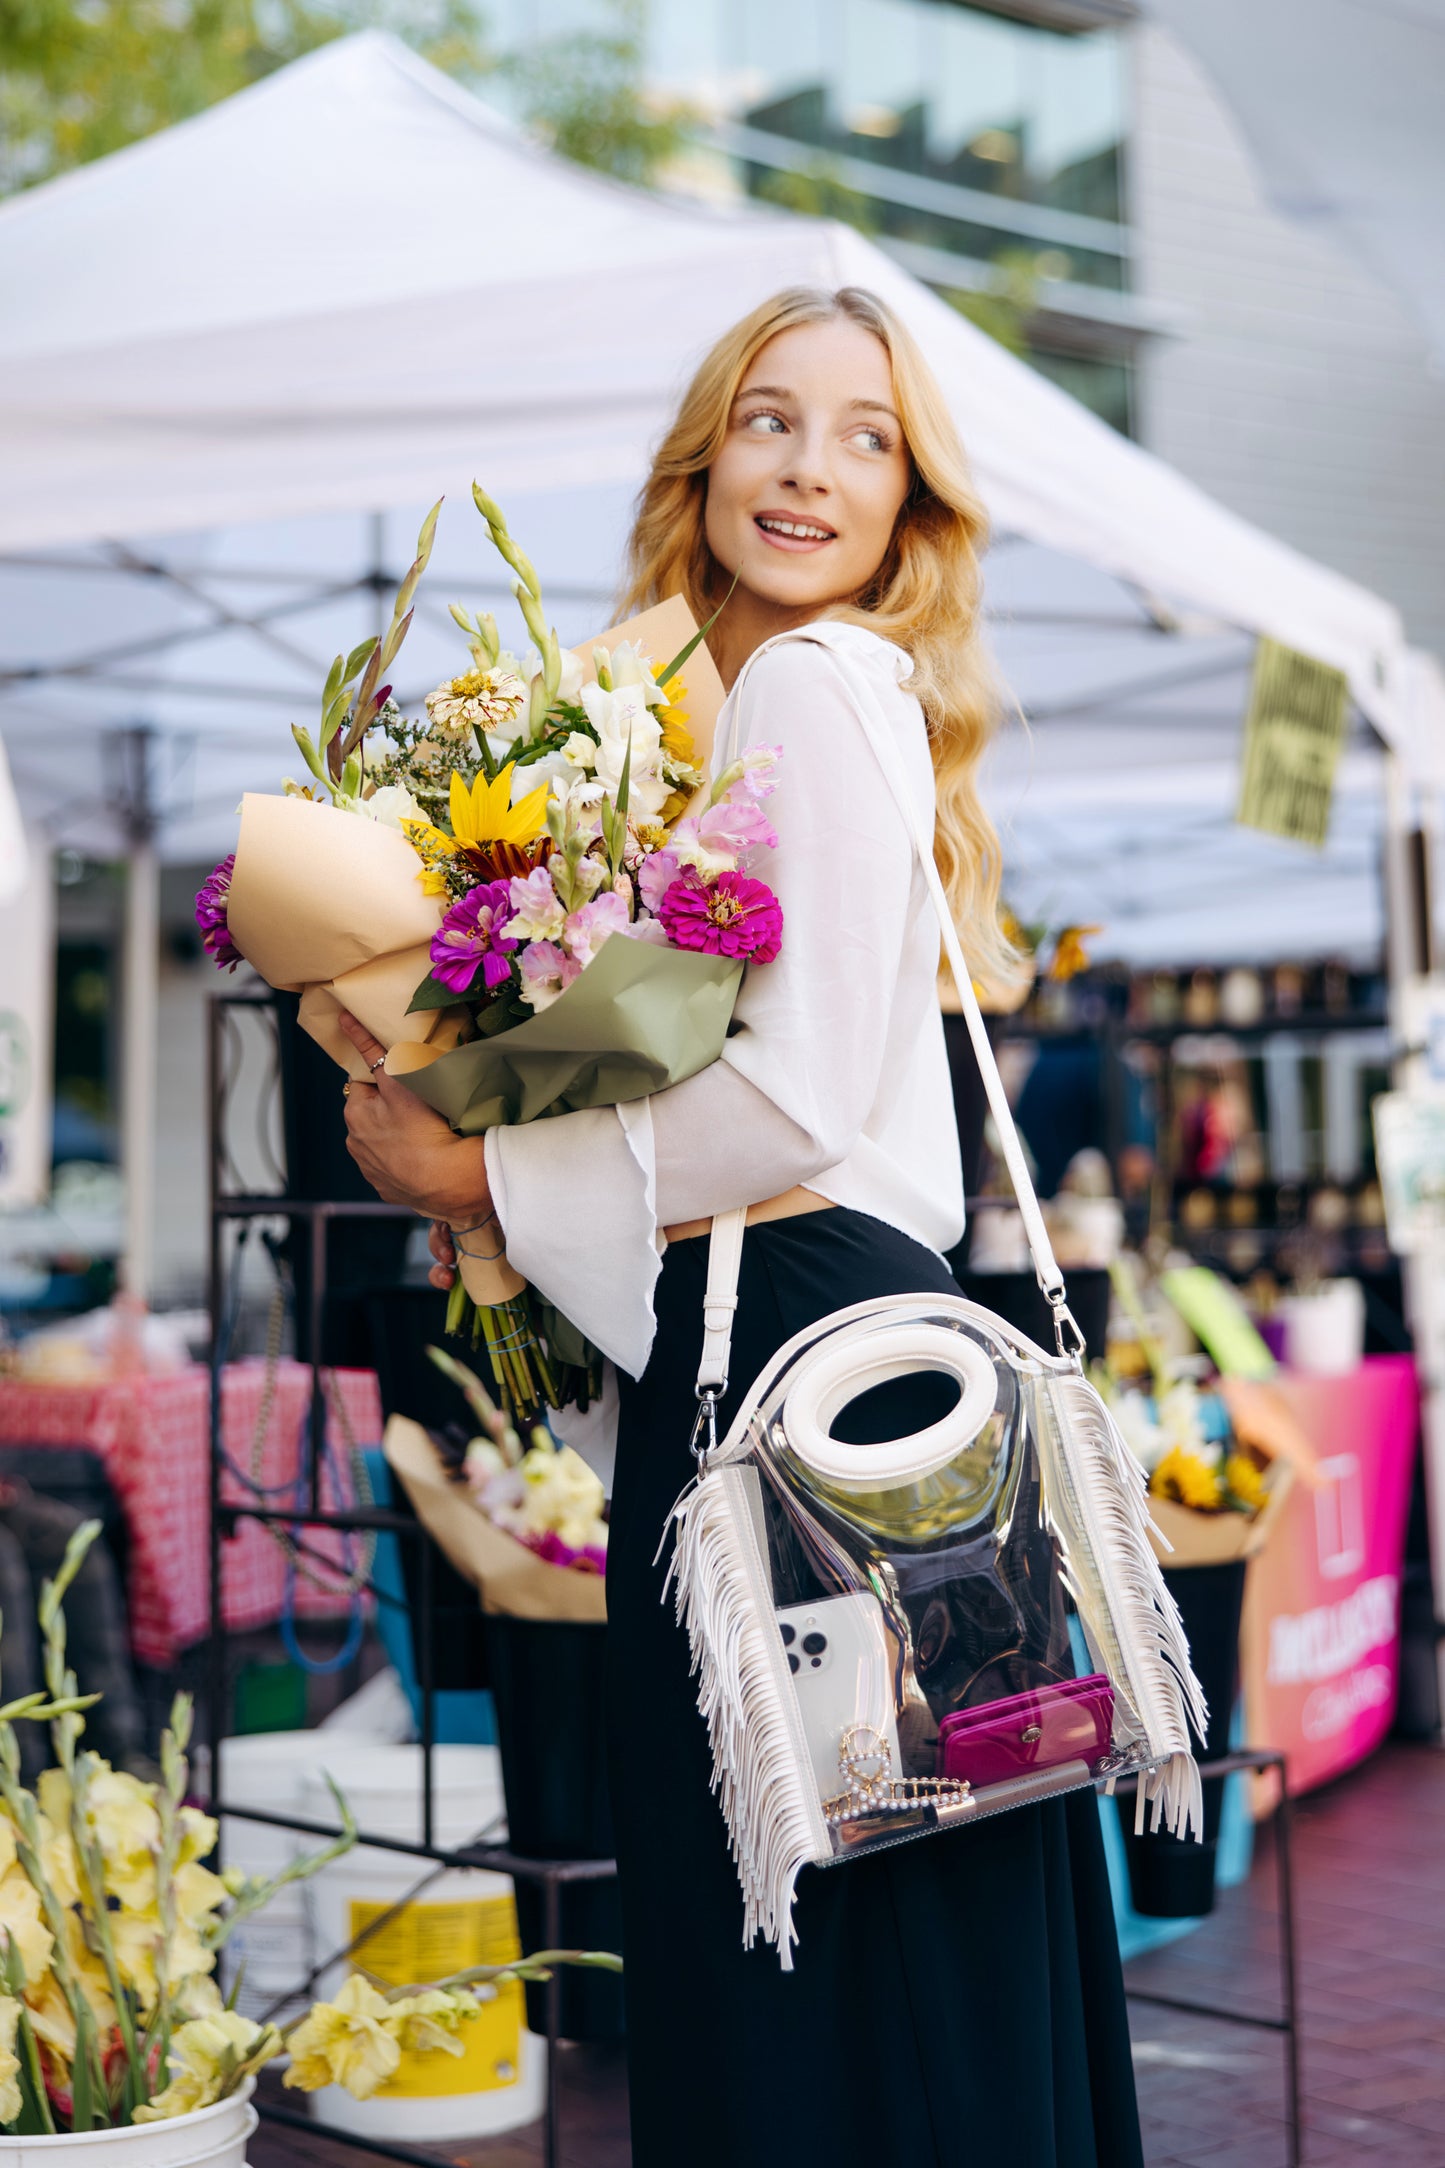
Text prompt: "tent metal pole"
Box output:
[[118, 729, 160, 1303], [1384, 750, 1445, 1731]]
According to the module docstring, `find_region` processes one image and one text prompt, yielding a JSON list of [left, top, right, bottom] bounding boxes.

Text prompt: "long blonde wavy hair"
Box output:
[[620, 284, 1012, 977]]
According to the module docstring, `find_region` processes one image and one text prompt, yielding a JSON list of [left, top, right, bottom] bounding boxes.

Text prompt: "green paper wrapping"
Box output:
[[391, 934, 744, 1133]]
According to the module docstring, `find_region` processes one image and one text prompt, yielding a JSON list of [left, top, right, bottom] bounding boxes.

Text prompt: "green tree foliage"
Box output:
[[0, 0, 488, 192], [499, 0, 693, 189], [0, 0, 680, 196]]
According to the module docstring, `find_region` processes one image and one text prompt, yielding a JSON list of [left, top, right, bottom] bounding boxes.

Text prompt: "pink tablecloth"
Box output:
[[0, 1363, 382, 1666]]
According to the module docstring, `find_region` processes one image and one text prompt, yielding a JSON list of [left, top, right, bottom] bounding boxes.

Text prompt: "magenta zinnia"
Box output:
[[195, 854, 241, 970], [430, 880, 517, 993], [658, 870, 783, 962]]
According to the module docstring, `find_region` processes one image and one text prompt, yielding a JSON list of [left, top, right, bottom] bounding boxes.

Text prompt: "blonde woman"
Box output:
[[340, 288, 1143, 2168]]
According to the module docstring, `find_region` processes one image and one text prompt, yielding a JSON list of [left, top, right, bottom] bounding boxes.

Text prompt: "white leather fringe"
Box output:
[[1041, 1371, 1208, 1840], [665, 1463, 821, 1968]]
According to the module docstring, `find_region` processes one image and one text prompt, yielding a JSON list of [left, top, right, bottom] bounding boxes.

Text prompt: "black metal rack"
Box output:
[[1119, 1745, 1301, 2168], [203, 987, 616, 2168]]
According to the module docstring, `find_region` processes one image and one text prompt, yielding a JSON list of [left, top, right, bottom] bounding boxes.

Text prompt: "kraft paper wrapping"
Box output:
[[389, 936, 743, 1132], [223, 795, 520, 1300], [576, 593, 727, 778], [227, 794, 469, 1077], [1147, 1463, 1295, 1567], [384, 1415, 607, 1623]]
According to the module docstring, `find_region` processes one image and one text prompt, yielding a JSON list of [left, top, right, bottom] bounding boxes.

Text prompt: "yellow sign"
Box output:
[[1236, 638, 1349, 848], [348, 1894, 525, 2098]]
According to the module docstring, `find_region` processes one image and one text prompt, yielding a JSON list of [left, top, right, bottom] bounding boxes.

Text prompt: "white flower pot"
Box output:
[[0, 2081, 256, 2168]]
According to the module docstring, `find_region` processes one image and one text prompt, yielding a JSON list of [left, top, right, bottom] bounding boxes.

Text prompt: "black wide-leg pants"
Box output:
[[605, 1209, 1144, 2168]]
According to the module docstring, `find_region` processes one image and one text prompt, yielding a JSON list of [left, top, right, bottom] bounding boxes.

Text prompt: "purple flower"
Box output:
[[658, 870, 783, 963], [429, 880, 517, 994], [195, 854, 241, 970]]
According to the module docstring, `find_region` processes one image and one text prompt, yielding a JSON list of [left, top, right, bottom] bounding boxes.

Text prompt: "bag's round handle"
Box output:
[[782, 1324, 997, 1490]]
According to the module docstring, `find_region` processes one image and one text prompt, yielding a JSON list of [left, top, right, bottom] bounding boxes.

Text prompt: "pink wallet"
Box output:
[[936, 1674, 1115, 1790]]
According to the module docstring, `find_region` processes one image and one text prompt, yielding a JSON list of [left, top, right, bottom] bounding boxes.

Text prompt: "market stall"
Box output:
[[0, 1357, 378, 1664]]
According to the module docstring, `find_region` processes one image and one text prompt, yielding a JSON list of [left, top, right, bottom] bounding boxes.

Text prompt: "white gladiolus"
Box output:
[[508, 749, 575, 804], [607, 640, 669, 707], [580, 681, 669, 817], [524, 645, 585, 704], [357, 783, 424, 829]]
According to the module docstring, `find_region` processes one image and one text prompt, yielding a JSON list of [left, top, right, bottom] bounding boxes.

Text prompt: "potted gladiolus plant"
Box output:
[[0, 1524, 619, 2159]]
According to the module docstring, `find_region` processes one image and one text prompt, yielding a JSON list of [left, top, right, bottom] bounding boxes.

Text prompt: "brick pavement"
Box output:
[[251, 1740, 1445, 2168]]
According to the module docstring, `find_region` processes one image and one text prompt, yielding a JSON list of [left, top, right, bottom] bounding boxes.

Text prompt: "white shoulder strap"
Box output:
[[694, 634, 1079, 1405]]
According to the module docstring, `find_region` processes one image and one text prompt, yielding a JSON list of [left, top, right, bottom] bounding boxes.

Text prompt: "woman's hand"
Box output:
[[337, 1013, 492, 1231], [427, 1219, 458, 1293]]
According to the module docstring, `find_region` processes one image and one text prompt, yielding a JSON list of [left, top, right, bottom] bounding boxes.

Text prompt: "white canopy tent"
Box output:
[[0, 30, 1436, 1285]]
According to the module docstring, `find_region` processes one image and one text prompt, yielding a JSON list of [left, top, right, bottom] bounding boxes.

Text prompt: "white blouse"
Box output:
[[484, 620, 965, 1380]]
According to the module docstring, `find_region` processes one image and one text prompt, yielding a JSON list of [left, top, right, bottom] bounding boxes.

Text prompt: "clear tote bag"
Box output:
[[665, 638, 1206, 1968]]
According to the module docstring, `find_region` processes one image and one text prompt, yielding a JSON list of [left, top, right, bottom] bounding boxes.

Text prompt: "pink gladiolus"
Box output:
[[736, 745, 782, 800], [429, 880, 516, 993], [637, 848, 680, 913], [562, 890, 630, 968], [519, 940, 582, 1010], [658, 870, 783, 962], [696, 795, 778, 858]]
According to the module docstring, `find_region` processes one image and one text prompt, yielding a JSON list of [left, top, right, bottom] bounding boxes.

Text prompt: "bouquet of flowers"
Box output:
[[203, 487, 784, 1422], [1099, 1259, 1293, 1564], [427, 1346, 607, 1576], [0, 1522, 616, 2134]]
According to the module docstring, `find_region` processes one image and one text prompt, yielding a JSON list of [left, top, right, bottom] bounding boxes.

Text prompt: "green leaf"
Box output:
[[656, 565, 741, 686], [13, 2007, 53, 2135], [321, 653, 344, 713], [345, 636, 379, 679], [477, 987, 529, 1037], [408, 972, 468, 1014], [71, 2004, 96, 2131]]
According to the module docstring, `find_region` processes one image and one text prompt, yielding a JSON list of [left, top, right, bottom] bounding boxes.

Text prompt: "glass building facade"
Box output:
[[492, 0, 1140, 431]]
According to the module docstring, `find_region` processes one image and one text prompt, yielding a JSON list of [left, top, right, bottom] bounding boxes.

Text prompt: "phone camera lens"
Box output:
[[810, 1657, 822, 1668], [802, 1632, 827, 1656], [779, 1623, 796, 1646], [788, 1653, 799, 1674]]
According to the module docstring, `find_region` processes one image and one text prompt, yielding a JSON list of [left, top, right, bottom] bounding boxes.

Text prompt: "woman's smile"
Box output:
[[753, 511, 838, 551]]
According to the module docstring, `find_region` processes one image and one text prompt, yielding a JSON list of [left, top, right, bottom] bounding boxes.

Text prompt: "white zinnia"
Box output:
[[425, 666, 527, 736]]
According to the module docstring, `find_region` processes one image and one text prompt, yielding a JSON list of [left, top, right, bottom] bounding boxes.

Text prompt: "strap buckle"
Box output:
[[690, 1383, 722, 1473], [1045, 1286, 1087, 1366]]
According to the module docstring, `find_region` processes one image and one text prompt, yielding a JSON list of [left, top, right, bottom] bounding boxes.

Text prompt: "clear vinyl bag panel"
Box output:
[[670, 1293, 1203, 1964]]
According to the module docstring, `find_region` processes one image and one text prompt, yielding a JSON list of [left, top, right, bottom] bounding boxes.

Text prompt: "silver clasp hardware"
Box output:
[[1045, 1287, 1087, 1366], [690, 1383, 722, 1472]]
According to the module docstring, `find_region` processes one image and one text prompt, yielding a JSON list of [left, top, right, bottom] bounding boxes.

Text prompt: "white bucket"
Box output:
[[209, 1728, 474, 2023], [0, 2079, 255, 2168], [1279, 1279, 1365, 1376], [207, 1732, 322, 2024], [300, 1745, 544, 2144]]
